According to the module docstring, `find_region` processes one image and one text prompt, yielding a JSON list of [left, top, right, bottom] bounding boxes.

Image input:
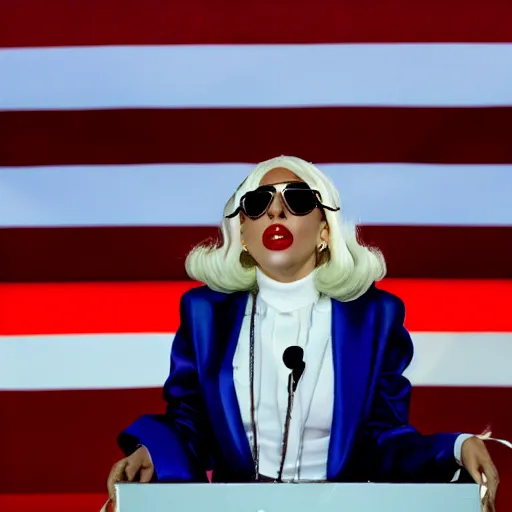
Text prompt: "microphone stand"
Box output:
[[276, 372, 295, 482]]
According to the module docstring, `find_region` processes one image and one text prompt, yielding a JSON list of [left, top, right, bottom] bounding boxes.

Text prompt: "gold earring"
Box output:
[[318, 242, 327, 252], [241, 241, 249, 252]]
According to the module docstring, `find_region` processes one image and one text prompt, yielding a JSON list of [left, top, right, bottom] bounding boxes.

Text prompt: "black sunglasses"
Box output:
[[226, 182, 340, 220]]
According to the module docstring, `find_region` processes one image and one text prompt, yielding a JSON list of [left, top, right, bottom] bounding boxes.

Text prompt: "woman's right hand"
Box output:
[[107, 446, 154, 501]]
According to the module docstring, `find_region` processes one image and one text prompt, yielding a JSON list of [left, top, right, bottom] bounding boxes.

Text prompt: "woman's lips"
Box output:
[[262, 224, 294, 251]]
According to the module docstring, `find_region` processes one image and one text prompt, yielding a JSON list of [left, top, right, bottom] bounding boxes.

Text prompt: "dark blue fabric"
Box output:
[[118, 284, 462, 483]]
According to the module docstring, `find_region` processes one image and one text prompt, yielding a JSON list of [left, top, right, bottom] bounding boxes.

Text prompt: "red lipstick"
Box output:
[[262, 224, 294, 251]]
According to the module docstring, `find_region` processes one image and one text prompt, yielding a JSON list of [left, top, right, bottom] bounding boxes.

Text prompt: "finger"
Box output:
[[482, 462, 499, 500], [105, 498, 116, 512], [125, 460, 141, 482], [485, 494, 496, 512], [107, 460, 128, 500], [140, 465, 154, 483], [465, 462, 484, 486], [481, 494, 491, 512], [107, 459, 126, 495]]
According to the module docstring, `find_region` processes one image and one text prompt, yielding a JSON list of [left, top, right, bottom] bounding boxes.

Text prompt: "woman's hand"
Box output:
[[107, 446, 154, 501], [461, 437, 499, 511]]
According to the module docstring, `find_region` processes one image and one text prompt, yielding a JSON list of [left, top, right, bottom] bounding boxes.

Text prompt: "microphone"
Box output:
[[277, 346, 306, 482], [283, 346, 306, 392]]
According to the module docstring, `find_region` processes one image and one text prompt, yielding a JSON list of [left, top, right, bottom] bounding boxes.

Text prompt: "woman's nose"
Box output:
[[267, 192, 286, 218]]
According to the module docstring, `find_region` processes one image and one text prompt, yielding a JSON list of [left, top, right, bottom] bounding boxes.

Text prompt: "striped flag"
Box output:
[[1, 2, 511, 511]]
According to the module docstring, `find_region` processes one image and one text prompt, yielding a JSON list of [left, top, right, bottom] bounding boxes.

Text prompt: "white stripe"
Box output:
[[404, 333, 512, 386], [1, 332, 511, 390], [1, 163, 511, 227], [1, 44, 512, 109], [0, 334, 174, 391]]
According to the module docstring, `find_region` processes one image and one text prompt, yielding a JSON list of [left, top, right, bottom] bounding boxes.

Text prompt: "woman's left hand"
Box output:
[[461, 436, 499, 511]]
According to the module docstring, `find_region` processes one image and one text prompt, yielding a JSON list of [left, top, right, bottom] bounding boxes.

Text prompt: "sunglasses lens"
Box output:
[[283, 189, 317, 215], [243, 190, 273, 218]]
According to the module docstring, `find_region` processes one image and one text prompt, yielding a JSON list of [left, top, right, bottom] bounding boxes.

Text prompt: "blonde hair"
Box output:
[[185, 156, 386, 302]]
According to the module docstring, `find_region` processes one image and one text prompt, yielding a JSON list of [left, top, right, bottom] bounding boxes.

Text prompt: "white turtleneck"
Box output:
[[233, 267, 333, 480], [232, 268, 469, 482]]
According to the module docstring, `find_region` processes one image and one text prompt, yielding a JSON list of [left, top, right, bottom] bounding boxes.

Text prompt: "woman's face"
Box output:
[[240, 167, 329, 282]]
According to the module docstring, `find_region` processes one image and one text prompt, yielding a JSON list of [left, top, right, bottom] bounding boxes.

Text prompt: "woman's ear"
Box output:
[[319, 220, 330, 245], [239, 212, 246, 224]]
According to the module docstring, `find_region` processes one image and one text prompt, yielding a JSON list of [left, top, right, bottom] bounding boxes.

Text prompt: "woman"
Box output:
[[106, 156, 499, 509]]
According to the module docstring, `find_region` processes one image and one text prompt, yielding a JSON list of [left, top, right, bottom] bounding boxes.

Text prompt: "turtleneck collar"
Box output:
[[256, 267, 320, 313]]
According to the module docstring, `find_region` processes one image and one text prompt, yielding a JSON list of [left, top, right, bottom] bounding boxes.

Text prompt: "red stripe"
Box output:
[[3, 108, 512, 167], [1, 226, 511, 284], [1, 387, 511, 501], [1, 279, 511, 335], [0, 494, 107, 512], [2, 0, 512, 47]]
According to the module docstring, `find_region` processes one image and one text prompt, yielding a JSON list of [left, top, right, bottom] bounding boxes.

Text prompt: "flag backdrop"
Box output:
[[1, 2, 512, 511]]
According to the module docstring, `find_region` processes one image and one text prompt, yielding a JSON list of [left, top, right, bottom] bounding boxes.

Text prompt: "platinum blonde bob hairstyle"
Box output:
[[185, 156, 386, 302]]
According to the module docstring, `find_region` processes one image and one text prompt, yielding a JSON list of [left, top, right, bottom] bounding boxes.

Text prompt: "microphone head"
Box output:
[[283, 346, 304, 370]]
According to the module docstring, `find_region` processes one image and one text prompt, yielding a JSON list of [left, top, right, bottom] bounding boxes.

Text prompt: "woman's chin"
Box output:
[[257, 253, 312, 279], [259, 251, 294, 268]]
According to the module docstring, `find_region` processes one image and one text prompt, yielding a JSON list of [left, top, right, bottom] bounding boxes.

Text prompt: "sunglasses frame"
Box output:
[[225, 182, 340, 220]]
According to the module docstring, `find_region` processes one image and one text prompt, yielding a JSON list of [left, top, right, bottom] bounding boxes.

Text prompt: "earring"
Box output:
[[317, 242, 327, 252], [241, 241, 249, 252]]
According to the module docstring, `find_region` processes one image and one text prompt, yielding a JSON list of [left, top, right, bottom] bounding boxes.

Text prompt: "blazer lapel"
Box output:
[[217, 291, 255, 477], [327, 296, 377, 480]]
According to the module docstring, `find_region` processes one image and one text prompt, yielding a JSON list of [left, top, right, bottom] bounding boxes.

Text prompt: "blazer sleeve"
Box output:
[[117, 292, 212, 482], [361, 296, 470, 483]]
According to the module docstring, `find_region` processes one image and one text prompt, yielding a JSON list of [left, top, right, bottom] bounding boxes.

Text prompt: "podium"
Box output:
[[114, 482, 481, 512]]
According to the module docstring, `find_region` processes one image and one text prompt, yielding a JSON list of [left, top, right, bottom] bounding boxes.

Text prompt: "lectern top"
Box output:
[[115, 482, 480, 512]]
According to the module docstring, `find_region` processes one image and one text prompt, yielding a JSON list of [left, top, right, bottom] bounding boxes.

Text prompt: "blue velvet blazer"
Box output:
[[118, 284, 465, 483]]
